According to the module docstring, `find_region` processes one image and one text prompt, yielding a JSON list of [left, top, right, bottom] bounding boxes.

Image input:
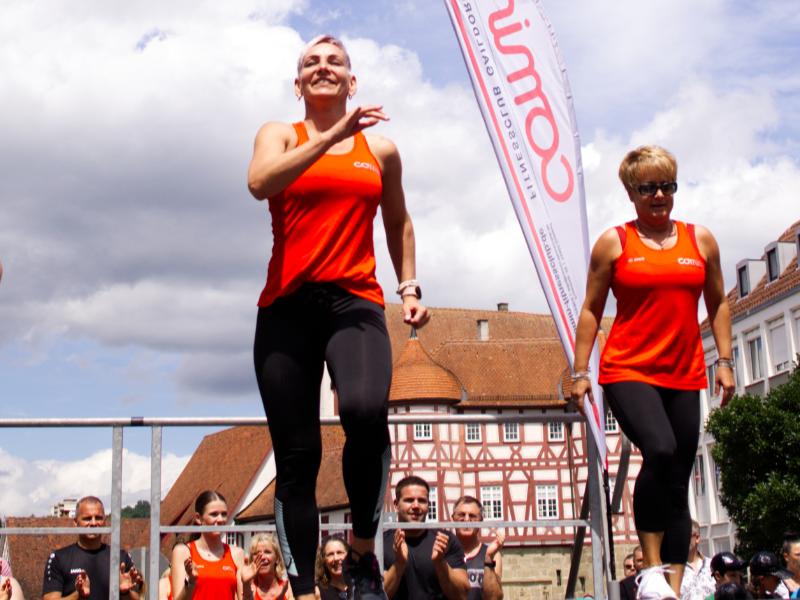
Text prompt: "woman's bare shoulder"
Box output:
[[255, 121, 299, 150], [363, 132, 398, 160]]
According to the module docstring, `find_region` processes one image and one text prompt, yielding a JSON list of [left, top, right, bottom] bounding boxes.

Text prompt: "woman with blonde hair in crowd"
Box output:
[[315, 536, 350, 600], [171, 491, 262, 600], [573, 145, 734, 600], [248, 533, 293, 600]]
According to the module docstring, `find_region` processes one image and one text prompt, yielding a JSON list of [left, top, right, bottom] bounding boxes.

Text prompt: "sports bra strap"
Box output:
[[615, 225, 628, 251], [686, 223, 701, 255]]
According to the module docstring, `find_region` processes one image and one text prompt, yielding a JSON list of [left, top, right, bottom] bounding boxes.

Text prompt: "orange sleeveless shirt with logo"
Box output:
[[599, 221, 708, 390], [188, 541, 237, 600], [258, 122, 384, 308]]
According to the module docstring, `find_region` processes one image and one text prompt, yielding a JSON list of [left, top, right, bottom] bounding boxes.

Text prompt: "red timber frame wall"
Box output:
[[386, 404, 640, 546]]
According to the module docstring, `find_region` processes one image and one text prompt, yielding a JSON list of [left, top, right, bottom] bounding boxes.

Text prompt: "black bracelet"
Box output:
[[484, 560, 497, 568]]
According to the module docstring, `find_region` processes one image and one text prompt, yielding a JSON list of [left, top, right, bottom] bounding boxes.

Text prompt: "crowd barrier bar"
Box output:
[[0, 414, 619, 600]]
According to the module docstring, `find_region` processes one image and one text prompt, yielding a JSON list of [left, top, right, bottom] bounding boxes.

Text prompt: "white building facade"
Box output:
[[691, 220, 800, 556]]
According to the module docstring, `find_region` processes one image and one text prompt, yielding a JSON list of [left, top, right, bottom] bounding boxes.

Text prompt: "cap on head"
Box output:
[[750, 551, 794, 580], [297, 34, 351, 76], [711, 552, 748, 574]]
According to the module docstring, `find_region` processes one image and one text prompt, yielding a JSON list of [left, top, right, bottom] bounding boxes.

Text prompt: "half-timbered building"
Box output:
[[159, 304, 642, 598]]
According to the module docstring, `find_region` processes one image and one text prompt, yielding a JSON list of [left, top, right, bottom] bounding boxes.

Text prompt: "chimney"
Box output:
[[497, 303, 509, 312]]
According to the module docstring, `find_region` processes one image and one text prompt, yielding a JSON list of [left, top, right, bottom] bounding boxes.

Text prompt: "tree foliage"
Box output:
[[706, 362, 800, 558], [121, 499, 151, 519]]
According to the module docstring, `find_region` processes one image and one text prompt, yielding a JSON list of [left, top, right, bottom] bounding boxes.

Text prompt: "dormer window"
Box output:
[[767, 248, 779, 282], [796, 226, 800, 268], [738, 266, 749, 297], [764, 240, 797, 282]]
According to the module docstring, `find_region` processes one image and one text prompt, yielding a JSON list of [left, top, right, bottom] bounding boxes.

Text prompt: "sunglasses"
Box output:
[[631, 181, 678, 196]]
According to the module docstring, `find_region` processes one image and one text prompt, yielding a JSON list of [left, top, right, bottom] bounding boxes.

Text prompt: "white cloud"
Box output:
[[582, 80, 800, 297], [0, 446, 190, 517], [0, 0, 798, 406]]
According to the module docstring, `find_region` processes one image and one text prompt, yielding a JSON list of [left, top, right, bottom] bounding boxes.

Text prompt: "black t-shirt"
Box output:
[[43, 543, 135, 600], [383, 529, 466, 600], [619, 574, 638, 600], [465, 544, 488, 600]]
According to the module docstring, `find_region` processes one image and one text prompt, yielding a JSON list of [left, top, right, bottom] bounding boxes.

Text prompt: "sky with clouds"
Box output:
[[1, 0, 799, 516]]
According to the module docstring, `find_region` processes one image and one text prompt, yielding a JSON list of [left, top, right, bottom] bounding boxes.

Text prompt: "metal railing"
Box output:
[[0, 414, 618, 600]]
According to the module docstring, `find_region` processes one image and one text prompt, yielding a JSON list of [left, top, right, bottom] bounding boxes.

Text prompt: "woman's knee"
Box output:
[[643, 435, 678, 468]]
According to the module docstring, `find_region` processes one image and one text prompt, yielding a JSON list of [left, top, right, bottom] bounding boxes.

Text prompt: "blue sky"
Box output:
[[1, 0, 799, 514]]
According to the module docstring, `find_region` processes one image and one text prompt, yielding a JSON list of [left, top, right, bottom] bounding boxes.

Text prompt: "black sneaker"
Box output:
[[343, 550, 388, 600]]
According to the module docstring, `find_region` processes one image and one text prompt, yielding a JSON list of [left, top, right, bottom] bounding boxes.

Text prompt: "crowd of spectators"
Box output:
[[2, 490, 797, 600]]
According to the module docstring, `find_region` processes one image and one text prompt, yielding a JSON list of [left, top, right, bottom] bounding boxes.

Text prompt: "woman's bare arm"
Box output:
[[368, 133, 429, 328], [247, 106, 388, 200], [571, 228, 620, 414], [696, 225, 735, 405]]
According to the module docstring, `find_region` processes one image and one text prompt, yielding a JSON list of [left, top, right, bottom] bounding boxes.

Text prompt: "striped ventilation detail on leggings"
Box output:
[[373, 444, 391, 522], [273, 498, 298, 577]]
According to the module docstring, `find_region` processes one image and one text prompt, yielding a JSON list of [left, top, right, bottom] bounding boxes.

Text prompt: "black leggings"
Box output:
[[603, 381, 700, 565], [253, 283, 393, 596]]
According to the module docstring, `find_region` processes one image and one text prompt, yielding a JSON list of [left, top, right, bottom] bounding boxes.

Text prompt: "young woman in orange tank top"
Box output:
[[572, 146, 734, 600], [171, 492, 264, 600], [246, 35, 430, 600]]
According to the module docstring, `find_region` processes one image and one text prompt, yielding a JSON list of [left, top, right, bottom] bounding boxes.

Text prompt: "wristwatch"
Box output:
[[484, 560, 497, 568]]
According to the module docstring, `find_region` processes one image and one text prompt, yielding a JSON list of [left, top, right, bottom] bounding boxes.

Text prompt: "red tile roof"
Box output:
[[431, 339, 569, 407], [389, 336, 463, 403], [6, 517, 150, 600], [384, 304, 561, 361], [235, 427, 349, 522], [701, 219, 800, 333]]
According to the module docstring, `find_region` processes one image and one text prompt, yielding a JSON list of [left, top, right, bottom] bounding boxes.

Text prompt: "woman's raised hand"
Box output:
[[326, 105, 388, 145], [240, 553, 263, 585]]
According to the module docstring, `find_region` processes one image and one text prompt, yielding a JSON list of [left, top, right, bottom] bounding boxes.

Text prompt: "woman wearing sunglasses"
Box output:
[[572, 146, 734, 600], [315, 536, 350, 600]]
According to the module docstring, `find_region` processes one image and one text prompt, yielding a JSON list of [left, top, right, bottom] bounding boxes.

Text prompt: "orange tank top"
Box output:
[[258, 122, 384, 308], [599, 221, 708, 389], [188, 541, 237, 600]]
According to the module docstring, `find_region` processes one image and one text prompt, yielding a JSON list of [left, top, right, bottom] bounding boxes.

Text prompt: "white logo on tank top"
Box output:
[[677, 257, 703, 267], [353, 161, 380, 177], [627, 257, 645, 263]]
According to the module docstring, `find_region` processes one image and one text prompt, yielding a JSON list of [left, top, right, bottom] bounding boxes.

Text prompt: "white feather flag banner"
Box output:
[[443, 0, 606, 463]]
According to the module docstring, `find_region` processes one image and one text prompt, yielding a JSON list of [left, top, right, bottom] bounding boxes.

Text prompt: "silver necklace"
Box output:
[[635, 219, 675, 249]]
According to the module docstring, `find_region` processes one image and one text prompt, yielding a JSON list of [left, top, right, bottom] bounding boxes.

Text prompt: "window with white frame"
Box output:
[[693, 455, 706, 497], [732, 347, 741, 388], [738, 266, 749, 298], [748, 337, 763, 381], [428, 486, 438, 521], [466, 422, 482, 443], [414, 423, 432, 440], [226, 532, 243, 547], [536, 485, 558, 519], [605, 411, 619, 433], [608, 475, 617, 498], [770, 319, 790, 373], [706, 362, 718, 398], [548, 422, 564, 442], [710, 454, 721, 493], [480, 486, 503, 521], [503, 422, 519, 442], [767, 248, 780, 282]]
